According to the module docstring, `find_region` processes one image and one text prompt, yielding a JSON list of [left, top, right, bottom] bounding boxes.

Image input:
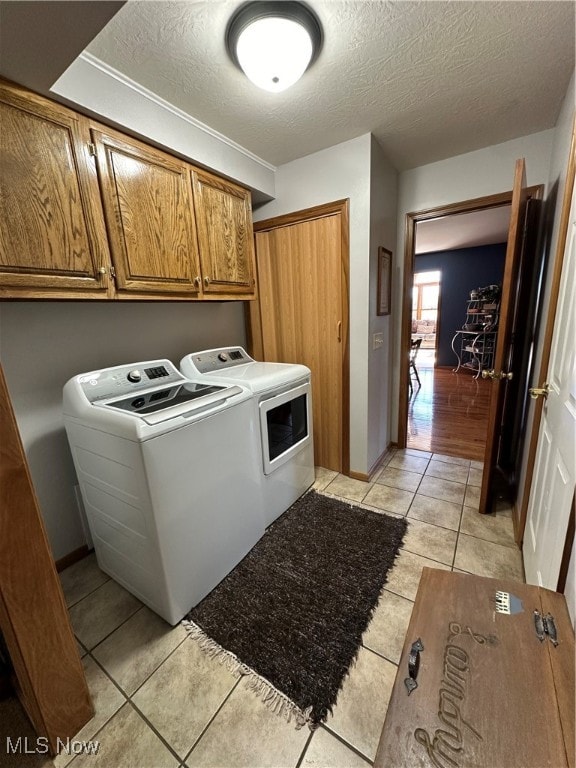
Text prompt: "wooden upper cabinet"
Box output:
[[0, 80, 257, 302], [0, 81, 109, 296], [191, 169, 256, 298], [91, 127, 202, 295]]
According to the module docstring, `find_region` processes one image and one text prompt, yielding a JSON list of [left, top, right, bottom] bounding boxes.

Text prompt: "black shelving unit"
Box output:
[[452, 290, 500, 378]]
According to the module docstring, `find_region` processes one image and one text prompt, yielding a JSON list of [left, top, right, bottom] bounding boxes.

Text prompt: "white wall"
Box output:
[[368, 137, 398, 469], [0, 301, 246, 560], [253, 134, 373, 474], [394, 129, 555, 439]]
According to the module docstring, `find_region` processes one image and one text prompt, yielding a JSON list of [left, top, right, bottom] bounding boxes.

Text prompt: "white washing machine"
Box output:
[[63, 359, 264, 625], [180, 347, 315, 526]]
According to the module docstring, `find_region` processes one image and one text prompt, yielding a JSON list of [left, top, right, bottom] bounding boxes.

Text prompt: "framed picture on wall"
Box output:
[[377, 247, 392, 316]]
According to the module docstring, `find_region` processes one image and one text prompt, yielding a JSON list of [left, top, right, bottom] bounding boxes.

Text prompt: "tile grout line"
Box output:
[[85, 640, 240, 766], [294, 728, 315, 768], [451, 497, 465, 571], [400, 544, 455, 569], [73, 631, 190, 760], [66, 697, 183, 768], [76, 602, 145, 654], [360, 641, 401, 669], [320, 722, 374, 765], [64, 573, 112, 610], [123, 630, 190, 699], [182, 678, 241, 764]]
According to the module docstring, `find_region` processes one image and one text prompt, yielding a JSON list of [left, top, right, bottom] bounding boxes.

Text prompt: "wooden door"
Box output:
[[0, 80, 109, 296], [92, 127, 201, 295], [191, 168, 256, 297], [523, 143, 575, 589], [251, 202, 349, 473], [479, 159, 528, 513], [0, 365, 93, 754], [496, 197, 543, 507]]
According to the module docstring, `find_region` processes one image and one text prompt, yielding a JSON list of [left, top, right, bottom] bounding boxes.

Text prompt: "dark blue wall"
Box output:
[[415, 243, 506, 366]]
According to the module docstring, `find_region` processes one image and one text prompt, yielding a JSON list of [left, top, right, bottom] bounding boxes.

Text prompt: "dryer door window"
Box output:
[[260, 382, 312, 475], [266, 394, 307, 461]]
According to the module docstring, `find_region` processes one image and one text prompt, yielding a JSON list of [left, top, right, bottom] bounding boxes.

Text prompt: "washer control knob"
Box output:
[[218, 353, 228, 362], [127, 370, 142, 383]]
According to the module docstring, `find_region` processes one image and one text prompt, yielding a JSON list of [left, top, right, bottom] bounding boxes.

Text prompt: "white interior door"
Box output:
[[523, 178, 576, 589]]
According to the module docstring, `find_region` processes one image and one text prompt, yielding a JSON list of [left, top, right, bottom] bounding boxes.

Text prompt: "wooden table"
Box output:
[[375, 568, 575, 768]]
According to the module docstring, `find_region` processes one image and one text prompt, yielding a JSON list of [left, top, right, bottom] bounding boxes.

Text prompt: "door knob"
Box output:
[[528, 383, 550, 400], [481, 369, 514, 381]]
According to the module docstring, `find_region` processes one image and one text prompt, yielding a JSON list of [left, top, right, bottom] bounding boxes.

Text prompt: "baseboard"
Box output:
[[349, 470, 370, 482], [349, 442, 397, 483], [55, 545, 90, 573]]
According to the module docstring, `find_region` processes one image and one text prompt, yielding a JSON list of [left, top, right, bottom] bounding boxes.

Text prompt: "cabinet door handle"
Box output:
[[193, 276, 201, 287], [204, 276, 211, 286], [337, 321, 342, 342]]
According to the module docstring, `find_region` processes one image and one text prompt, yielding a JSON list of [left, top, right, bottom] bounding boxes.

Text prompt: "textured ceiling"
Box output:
[[415, 206, 511, 254], [86, 0, 575, 170]]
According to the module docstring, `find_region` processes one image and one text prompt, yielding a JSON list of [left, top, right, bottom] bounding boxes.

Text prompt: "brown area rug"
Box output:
[[183, 489, 407, 728]]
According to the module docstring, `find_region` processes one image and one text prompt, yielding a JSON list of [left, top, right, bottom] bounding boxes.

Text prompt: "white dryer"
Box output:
[[63, 360, 264, 625], [180, 347, 315, 526]]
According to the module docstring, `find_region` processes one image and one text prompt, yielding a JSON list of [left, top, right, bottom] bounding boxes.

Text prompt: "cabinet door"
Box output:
[[191, 169, 256, 297], [0, 81, 109, 295], [92, 128, 201, 295]]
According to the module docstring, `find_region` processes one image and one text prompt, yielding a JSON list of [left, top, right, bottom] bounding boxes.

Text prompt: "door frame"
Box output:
[[519, 118, 576, 550], [399, 187, 543, 448], [248, 199, 350, 475]]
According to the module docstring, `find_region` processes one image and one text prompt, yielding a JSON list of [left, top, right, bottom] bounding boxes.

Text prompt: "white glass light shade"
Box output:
[[235, 17, 313, 93]]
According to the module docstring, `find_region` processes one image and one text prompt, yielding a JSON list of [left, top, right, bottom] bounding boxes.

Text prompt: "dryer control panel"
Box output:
[[77, 360, 184, 402], [187, 347, 253, 374]]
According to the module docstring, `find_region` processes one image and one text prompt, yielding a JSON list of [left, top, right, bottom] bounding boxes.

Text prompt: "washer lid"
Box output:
[[104, 382, 227, 415], [204, 362, 310, 393]]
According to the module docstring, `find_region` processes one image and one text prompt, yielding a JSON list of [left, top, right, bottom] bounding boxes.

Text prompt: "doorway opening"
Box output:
[[406, 208, 510, 460], [399, 179, 545, 520]]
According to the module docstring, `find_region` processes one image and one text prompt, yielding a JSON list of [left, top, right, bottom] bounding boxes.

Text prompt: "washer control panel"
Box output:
[[78, 360, 184, 402], [188, 347, 253, 374]]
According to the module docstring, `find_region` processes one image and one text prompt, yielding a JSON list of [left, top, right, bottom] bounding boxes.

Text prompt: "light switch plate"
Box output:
[[373, 332, 384, 350]]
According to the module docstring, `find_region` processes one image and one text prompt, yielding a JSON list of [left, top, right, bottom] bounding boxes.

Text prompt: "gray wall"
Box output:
[[0, 301, 246, 560], [253, 133, 399, 475]]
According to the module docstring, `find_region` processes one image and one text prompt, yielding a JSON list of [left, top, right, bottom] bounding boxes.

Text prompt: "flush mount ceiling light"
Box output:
[[226, 1, 323, 93]]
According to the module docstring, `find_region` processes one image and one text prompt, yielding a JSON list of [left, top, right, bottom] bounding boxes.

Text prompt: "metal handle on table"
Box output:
[[404, 637, 424, 695]]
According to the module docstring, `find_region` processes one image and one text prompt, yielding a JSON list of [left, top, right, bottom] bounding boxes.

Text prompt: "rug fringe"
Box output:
[[182, 619, 315, 730]]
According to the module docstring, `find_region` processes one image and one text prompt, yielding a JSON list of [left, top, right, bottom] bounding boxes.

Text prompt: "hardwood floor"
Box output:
[[407, 365, 492, 461]]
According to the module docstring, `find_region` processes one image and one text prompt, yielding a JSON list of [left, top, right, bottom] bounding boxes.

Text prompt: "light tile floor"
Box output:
[[3, 448, 525, 768]]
